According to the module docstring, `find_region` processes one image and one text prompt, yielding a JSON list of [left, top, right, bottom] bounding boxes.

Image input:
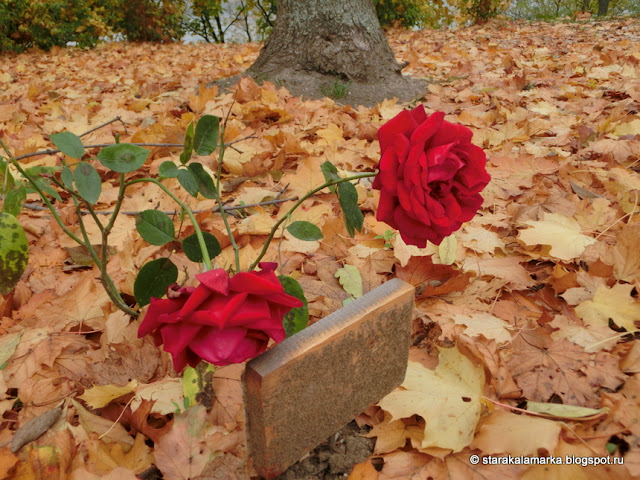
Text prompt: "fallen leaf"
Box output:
[[518, 213, 596, 261], [471, 409, 560, 456], [378, 346, 485, 452], [574, 284, 640, 332]]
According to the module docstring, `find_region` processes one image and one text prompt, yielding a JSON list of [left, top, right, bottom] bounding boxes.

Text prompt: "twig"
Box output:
[[79, 117, 125, 138], [12, 137, 256, 162], [1, 194, 297, 216]]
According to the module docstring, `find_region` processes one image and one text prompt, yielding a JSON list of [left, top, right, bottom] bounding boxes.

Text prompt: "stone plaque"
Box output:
[[242, 278, 415, 479]]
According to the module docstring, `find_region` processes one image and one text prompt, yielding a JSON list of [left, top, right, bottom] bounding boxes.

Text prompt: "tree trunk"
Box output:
[[597, 0, 609, 16], [241, 0, 426, 107]]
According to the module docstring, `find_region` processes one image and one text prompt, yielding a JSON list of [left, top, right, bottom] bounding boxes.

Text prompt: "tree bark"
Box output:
[[240, 0, 426, 107], [597, 0, 609, 16]]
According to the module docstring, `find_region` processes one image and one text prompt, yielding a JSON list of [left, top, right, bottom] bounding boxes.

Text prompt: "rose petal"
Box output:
[[409, 111, 444, 147], [230, 271, 284, 295], [195, 269, 229, 295], [378, 109, 421, 153], [138, 297, 185, 337], [429, 118, 473, 147], [179, 283, 213, 317], [190, 328, 254, 365]]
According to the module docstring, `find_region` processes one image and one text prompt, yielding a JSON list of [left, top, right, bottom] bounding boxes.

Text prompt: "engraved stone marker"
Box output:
[[242, 278, 415, 479]]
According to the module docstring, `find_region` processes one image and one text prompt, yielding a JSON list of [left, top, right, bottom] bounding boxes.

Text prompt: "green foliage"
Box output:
[[320, 79, 351, 100], [452, 0, 509, 23], [0, 0, 112, 52], [0, 0, 187, 52], [111, 0, 186, 42], [278, 275, 309, 337], [134, 257, 178, 307], [375, 0, 430, 27], [507, 0, 638, 19]]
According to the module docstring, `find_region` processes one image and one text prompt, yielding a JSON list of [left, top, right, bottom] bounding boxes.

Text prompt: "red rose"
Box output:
[[138, 262, 303, 371], [373, 106, 491, 247]]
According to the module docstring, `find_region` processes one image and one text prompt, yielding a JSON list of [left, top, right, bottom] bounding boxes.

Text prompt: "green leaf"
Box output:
[[286, 221, 323, 241], [278, 275, 309, 337], [60, 166, 74, 190], [180, 121, 195, 165], [159, 161, 179, 178], [2, 185, 26, 216], [134, 257, 178, 307], [320, 161, 340, 194], [0, 161, 15, 193], [97, 143, 150, 173], [24, 166, 62, 202], [178, 169, 200, 197], [337, 181, 363, 237], [182, 232, 221, 262], [74, 162, 102, 204], [194, 115, 220, 156], [335, 264, 363, 299], [135, 210, 175, 246], [177, 169, 199, 197], [187, 162, 217, 199], [0, 212, 29, 295], [182, 362, 215, 411], [50, 131, 84, 159]]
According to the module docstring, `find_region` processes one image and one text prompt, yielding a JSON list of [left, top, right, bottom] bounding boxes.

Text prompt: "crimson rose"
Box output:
[[138, 262, 303, 371], [373, 106, 490, 247]]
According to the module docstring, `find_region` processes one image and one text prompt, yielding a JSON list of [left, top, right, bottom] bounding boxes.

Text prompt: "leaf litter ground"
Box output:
[[1, 17, 640, 480]]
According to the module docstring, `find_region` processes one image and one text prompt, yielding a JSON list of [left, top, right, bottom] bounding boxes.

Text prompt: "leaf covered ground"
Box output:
[[1, 17, 640, 480]]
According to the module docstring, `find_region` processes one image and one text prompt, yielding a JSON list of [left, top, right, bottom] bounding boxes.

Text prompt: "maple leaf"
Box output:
[[506, 334, 625, 408], [84, 434, 153, 475], [471, 409, 561, 456], [518, 212, 596, 261], [549, 315, 617, 353], [366, 414, 424, 454], [154, 405, 236, 480], [378, 346, 485, 452], [574, 283, 640, 332], [613, 224, 640, 283], [453, 313, 512, 344]]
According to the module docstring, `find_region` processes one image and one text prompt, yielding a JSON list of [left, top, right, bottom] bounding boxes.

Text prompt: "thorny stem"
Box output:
[[249, 172, 376, 271], [1, 138, 137, 317], [215, 107, 241, 273], [126, 178, 213, 271]]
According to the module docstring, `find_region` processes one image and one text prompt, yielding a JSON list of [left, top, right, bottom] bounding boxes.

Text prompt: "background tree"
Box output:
[[236, 0, 427, 107]]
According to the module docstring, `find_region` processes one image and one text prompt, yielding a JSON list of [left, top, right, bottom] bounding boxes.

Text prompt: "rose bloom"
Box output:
[[373, 106, 491, 247], [138, 262, 303, 371]]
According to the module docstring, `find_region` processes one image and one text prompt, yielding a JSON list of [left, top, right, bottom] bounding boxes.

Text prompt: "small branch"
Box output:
[[2, 194, 297, 216], [248, 172, 376, 271], [13, 137, 253, 162], [79, 117, 125, 138]]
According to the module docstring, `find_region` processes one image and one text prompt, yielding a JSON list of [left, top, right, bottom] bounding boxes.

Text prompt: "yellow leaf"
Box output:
[[85, 434, 153, 474], [471, 409, 560, 456], [79, 380, 138, 409], [72, 400, 134, 446], [453, 313, 512, 344], [518, 213, 595, 261], [316, 123, 344, 145], [438, 234, 457, 265], [236, 210, 277, 236], [613, 118, 640, 136], [378, 346, 485, 452], [575, 284, 640, 332], [131, 378, 184, 415]]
